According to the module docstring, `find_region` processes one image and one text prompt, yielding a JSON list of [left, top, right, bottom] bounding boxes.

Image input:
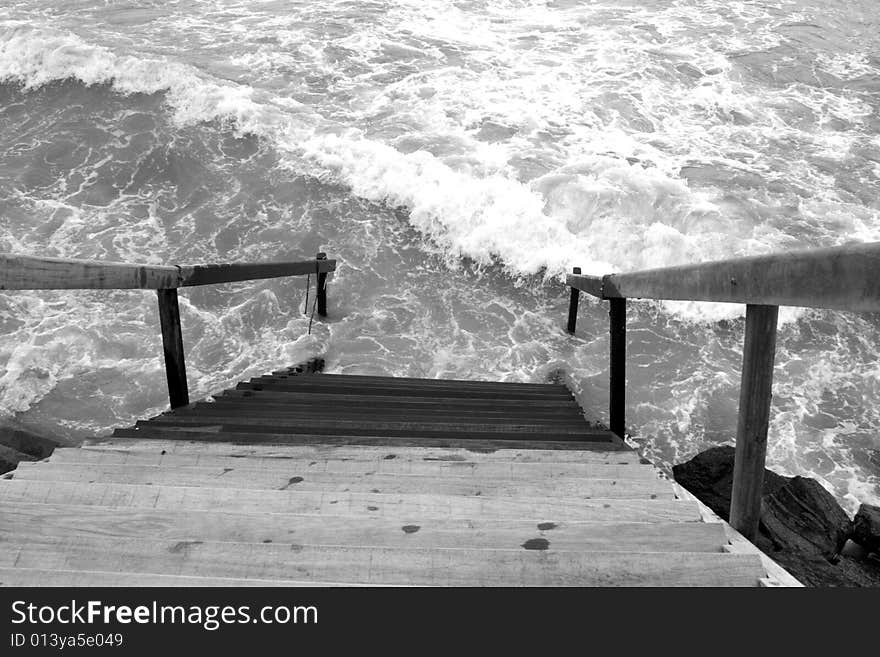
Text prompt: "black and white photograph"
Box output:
[[1, 0, 879, 617]]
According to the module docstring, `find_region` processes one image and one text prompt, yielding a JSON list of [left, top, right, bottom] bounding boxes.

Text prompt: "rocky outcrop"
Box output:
[[853, 504, 880, 555], [674, 446, 880, 587], [671, 445, 789, 519], [0, 426, 60, 476]]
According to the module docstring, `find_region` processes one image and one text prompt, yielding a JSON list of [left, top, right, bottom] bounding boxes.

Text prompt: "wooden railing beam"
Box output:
[[567, 242, 880, 311], [1, 254, 336, 290]]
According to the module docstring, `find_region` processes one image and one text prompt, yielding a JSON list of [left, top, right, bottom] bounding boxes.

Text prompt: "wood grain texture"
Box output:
[[49, 446, 656, 478], [0, 479, 702, 521], [0, 535, 764, 586], [11, 462, 673, 499], [156, 289, 189, 409], [569, 241, 880, 310], [730, 304, 779, 541], [1, 503, 728, 553], [0, 254, 335, 290], [0, 567, 351, 587], [81, 439, 640, 462]]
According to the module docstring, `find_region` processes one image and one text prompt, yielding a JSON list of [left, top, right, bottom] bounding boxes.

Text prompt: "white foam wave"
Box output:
[[2, 22, 877, 326]]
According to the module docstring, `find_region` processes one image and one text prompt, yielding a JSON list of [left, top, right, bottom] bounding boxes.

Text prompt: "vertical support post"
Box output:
[[156, 288, 189, 409], [316, 251, 328, 318], [730, 304, 779, 542], [566, 267, 581, 334], [609, 297, 626, 438]]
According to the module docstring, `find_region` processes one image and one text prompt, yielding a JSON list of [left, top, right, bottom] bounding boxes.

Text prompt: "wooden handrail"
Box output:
[[567, 241, 880, 310], [1, 252, 336, 410], [564, 241, 880, 542], [0, 254, 336, 290]]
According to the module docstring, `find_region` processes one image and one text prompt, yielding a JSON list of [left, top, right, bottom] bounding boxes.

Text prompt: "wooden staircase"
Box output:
[[0, 368, 781, 586]]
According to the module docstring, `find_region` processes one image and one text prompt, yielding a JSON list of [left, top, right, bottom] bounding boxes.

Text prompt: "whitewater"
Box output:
[[0, 0, 878, 513]]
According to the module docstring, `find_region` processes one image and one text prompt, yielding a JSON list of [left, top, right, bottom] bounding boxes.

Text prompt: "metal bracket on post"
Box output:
[[156, 288, 189, 409], [566, 267, 581, 334]]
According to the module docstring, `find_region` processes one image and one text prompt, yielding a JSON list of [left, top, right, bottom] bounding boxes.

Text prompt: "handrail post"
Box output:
[[316, 252, 328, 318], [566, 267, 581, 333], [730, 303, 779, 541], [156, 288, 189, 409], [609, 297, 626, 437]]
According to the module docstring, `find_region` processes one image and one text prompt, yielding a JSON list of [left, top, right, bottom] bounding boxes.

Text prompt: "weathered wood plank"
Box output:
[[156, 288, 189, 409], [730, 304, 779, 541], [609, 297, 626, 437], [201, 400, 587, 421], [81, 438, 638, 462], [109, 428, 627, 450], [220, 388, 581, 407], [181, 259, 336, 287], [0, 254, 336, 290], [0, 503, 728, 552], [49, 447, 656, 478], [275, 373, 564, 389], [0, 567, 347, 587], [11, 462, 673, 499], [0, 536, 764, 586], [185, 402, 588, 423], [139, 415, 596, 434], [573, 241, 880, 310], [240, 380, 575, 399], [129, 423, 612, 444], [0, 480, 699, 521], [566, 273, 604, 298], [0, 254, 181, 290]]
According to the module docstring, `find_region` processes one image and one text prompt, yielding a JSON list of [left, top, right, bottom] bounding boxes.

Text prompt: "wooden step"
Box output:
[[0, 535, 764, 586], [136, 417, 610, 442], [181, 404, 589, 424], [1, 502, 729, 552], [11, 462, 674, 499], [82, 439, 640, 462], [239, 380, 574, 400], [270, 372, 565, 390], [201, 400, 588, 421], [110, 428, 626, 450], [47, 447, 656, 478], [220, 389, 582, 408], [252, 374, 569, 393], [0, 479, 701, 521], [0, 567, 349, 587]]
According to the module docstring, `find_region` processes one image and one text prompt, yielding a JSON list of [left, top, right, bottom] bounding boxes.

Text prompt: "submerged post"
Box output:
[[316, 252, 328, 318], [566, 267, 581, 334], [156, 288, 189, 409], [609, 298, 626, 438], [730, 304, 779, 541]]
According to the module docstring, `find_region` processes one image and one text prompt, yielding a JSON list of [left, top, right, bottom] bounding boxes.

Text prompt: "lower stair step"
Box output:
[[2, 502, 730, 552], [0, 534, 765, 586]]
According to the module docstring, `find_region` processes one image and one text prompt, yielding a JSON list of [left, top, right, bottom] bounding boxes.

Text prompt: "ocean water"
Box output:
[[0, 0, 878, 513]]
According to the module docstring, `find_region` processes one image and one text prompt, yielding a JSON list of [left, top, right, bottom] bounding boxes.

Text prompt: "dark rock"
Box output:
[[761, 477, 853, 561], [0, 427, 60, 459], [853, 504, 880, 554], [0, 444, 38, 475], [671, 445, 790, 520], [674, 447, 880, 587]]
